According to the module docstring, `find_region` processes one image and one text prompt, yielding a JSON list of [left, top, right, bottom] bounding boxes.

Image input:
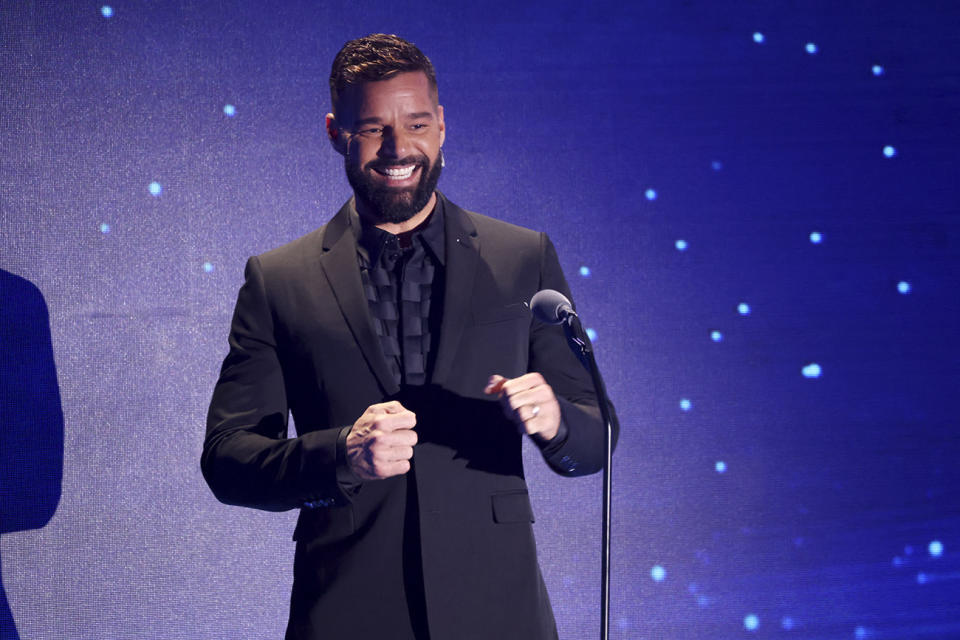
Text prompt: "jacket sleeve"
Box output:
[[528, 233, 619, 476], [201, 256, 350, 511]]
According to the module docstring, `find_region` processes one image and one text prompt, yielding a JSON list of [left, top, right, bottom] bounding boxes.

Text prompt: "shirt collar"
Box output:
[[349, 193, 446, 267]]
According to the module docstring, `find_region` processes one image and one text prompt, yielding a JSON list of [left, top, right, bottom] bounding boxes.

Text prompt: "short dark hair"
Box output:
[[329, 33, 438, 115]]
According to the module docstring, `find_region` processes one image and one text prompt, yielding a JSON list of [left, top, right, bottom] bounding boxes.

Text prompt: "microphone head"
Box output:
[[530, 289, 574, 325]]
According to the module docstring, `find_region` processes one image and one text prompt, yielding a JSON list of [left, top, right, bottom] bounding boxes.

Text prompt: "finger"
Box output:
[[503, 386, 548, 412], [374, 410, 417, 432], [379, 400, 408, 414], [519, 403, 544, 423], [373, 443, 414, 465], [391, 459, 412, 476], [500, 372, 546, 398], [483, 374, 507, 395], [380, 428, 418, 447], [388, 445, 414, 461], [375, 459, 411, 479]]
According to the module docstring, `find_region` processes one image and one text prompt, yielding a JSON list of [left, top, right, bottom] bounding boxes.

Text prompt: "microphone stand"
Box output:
[[562, 313, 614, 640]]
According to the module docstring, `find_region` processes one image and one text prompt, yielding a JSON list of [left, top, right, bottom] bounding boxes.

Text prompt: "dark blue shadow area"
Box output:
[[0, 270, 64, 640]]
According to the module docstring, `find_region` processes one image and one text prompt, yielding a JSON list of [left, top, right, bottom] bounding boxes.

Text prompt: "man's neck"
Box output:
[[356, 192, 438, 236]]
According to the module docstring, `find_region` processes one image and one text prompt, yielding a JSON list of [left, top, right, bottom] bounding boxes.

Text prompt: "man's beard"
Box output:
[[346, 151, 443, 225]]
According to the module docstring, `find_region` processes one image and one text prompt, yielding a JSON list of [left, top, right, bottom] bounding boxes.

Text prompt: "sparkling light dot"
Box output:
[[715, 461, 727, 473], [100, 5, 113, 18], [99, 222, 111, 234], [675, 239, 688, 251], [753, 32, 765, 44], [802, 363, 822, 378], [203, 262, 215, 273], [905, 545, 915, 555], [805, 42, 818, 54], [929, 540, 944, 557], [883, 145, 897, 158], [149, 181, 163, 196], [650, 565, 666, 582], [897, 281, 911, 294], [744, 614, 760, 631], [697, 594, 710, 607], [223, 104, 236, 117], [892, 556, 904, 567], [710, 330, 723, 342], [679, 398, 692, 412], [809, 231, 823, 244], [855, 626, 868, 639], [917, 572, 928, 584], [872, 64, 885, 76], [711, 160, 723, 171], [782, 616, 795, 630], [737, 302, 751, 316], [586, 327, 597, 341], [579, 265, 591, 277], [644, 188, 657, 201]]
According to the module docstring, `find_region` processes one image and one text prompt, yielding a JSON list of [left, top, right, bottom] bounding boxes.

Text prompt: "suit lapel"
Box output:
[[431, 195, 480, 387], [317, 201, 400, 396]]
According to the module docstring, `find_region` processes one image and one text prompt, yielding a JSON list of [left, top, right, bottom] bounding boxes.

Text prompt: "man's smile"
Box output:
[[373, 164, 420, 183]]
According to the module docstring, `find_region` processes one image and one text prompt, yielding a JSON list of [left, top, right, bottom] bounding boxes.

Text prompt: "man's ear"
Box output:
[[437, 105, 445, 148], [325, 113, 347, 156]]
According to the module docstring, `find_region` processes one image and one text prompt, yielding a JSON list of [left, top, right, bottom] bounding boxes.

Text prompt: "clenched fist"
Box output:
[[484, 372, 561, 441], [346, 401, 418, 480]]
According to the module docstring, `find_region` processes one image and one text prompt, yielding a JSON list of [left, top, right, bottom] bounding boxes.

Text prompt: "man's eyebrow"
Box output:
[[351, 112, 434, 128], [352, 116, 383, 127]]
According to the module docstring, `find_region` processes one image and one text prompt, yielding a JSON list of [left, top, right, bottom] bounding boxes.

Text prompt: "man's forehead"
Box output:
[[337, 71, 438, 118]]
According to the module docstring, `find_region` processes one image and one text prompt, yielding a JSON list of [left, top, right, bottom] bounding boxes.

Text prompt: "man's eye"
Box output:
[[358, 128, 382, 137], [411, 123, 428, 131]]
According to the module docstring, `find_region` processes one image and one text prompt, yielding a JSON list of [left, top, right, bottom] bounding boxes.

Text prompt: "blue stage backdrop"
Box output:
[[2, 1, 959, 638]]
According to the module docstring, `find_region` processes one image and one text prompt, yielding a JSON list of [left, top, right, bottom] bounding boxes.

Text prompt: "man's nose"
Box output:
[[378, 126, 410, 159]]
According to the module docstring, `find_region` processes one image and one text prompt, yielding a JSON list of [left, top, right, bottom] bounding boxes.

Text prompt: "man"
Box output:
[[202, 34, 617, 640]]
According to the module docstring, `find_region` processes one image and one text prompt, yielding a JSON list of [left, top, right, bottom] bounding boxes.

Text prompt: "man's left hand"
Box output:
[[484, 372, 561, 441]]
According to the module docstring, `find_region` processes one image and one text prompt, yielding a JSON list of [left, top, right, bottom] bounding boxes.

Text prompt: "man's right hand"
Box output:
[[345, 401, 417, 480]]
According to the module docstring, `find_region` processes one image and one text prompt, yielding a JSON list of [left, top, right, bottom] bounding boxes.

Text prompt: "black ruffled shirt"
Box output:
[[352, 197, 446, 388]]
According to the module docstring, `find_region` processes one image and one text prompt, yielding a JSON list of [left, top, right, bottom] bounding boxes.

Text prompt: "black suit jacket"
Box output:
[[202, 194, 618, 639]]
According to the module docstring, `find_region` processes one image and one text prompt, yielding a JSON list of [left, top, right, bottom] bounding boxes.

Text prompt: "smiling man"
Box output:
[[334, 67, 444, 230], [202, 34, 617, 640]]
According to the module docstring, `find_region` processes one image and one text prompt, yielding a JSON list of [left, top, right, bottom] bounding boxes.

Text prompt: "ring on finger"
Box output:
[[530, 404, 540, 418]]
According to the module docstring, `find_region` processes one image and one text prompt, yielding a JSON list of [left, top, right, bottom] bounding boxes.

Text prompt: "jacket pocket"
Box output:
[[471, 302, 529, 326], [491, 490, 535, 524]]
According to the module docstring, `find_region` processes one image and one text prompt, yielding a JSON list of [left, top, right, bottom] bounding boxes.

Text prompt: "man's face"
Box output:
[[331, 71, 445, 225]]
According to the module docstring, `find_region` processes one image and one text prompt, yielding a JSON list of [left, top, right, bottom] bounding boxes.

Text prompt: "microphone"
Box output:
[[530, 288, 590, 363], [530, 286, 615, 640], [530, 289, 577, 325]]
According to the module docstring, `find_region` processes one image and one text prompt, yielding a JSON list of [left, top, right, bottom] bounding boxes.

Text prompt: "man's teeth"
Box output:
[[380, 165, 416, 180]]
